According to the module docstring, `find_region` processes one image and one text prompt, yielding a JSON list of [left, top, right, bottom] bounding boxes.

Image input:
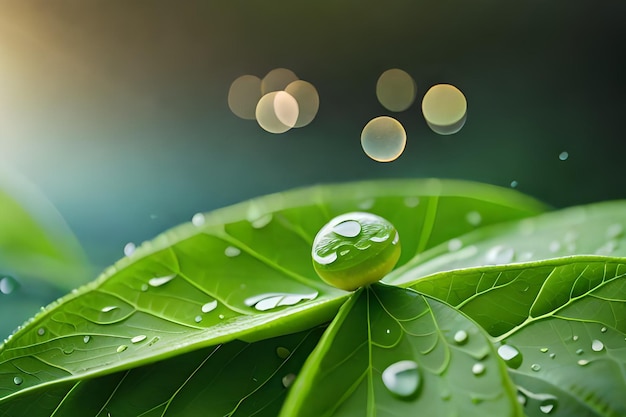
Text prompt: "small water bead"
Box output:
[[549, 353, 556, 359], [251, 214, 273, 229], [148, 336, 160, 346], [276, 347, 291, 359], [517, 392, 528, 406], [498, 344, 523, 369], [558, 151, 569, 161], [244, 292, 318, 311], [83, 335, 91, 344], [201, 300, 218, 313], [577, 359, 589, 366], [510, 180, 518, 188], [148, 274, 176, 287], [453, 330, 468, 345], [194, 315, 203, 323], [13, 376, 23, 386], [360, 116, 407, 162], [0, 275, 18, 295], [123, 242, 136, 256], [466, 211, 482, 226], [131, 335, 147, 344], [218, 314, 225, 320], [282, 373, 297, 388], [141, 284, 149, 292], [572, 335, 579, 341], [101, 306, 118, 313], [191, 213, 206, 227], [540, 347, 549, 353], [471, 362, 486, 376], [601, 326, 607, 333], [485, 245, 515, 264], [530, 363, 541, 372], [117, 345, 128, 353], [224, 246, 241, 257], [591, 339, 604, 352], [539, 397, 558, 414], [448, 239, 462, 252], [382, 360, 420, 398], [576, 349, 584, 355], [37, 328, 45, 336]]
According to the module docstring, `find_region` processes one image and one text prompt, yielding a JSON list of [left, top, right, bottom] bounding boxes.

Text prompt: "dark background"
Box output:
[[1, 0, 625, 273]]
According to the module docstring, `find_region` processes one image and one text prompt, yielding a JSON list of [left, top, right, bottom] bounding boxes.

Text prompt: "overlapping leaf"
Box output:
[[281, 284, 522, 417], [0, 179, 546, 407]]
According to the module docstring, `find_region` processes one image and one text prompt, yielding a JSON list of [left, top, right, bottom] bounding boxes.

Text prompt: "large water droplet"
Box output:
[[131, 335, 147, 344], [471, 362, 486, 376], [0, 275, 19, 295], [453, 330, 468, 345], [282, 373, 296, 388], [225, 246, 241, 257], [497, 344, 523, 369], [13, 376, 23, 385], [591, 339, 604, 352], [333, 220, 361, 238], [124, 242, 136, 256], [148, 274, 176, 287], [201, 300, 218, 313], [485, 245, 515, 264], [382, 360, 420, 398], [244, 292, 318, 311]]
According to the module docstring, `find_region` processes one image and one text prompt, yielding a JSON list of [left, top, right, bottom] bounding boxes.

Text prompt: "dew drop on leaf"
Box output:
[[276, 346, 291, 359], [558, 151, 569, 161], [101, 306, 118, 313], [191, 213, 205, 227], [540, 347, 549, 353], [530, 363, 541, 372], [471, 362, 486, 376], [453, 330, 468, 345], [497, 344, 523, 369], [131, 335, 147, 344], [224, 246, 241, 257], [600, 326, 607, 333], [382, 360, 420, 398], [466, 211, 482, 226], [549, 353, 556, 359], [577, 359, 589, 366], [37, 328, 45, 336], [13, 376, 23, 386], [148, 274, 176, 287], [123, 242, 136, 256], [282, 373, 296, 388], [575, 348, 584, 355], [572, 335, 579, 341], [539, 396, 558, 414], [517, 391, 528, 406], [194, 315, 202, 323], [116, 345, 128, 353], [251, 214, 272, 229], [148, 336, 160, 346], [0, 275, 19, 295], [510, 180, 518, 188], [141, 284, 149, 292], [201, 300, 218, 313], [591, 339, 604, 352]]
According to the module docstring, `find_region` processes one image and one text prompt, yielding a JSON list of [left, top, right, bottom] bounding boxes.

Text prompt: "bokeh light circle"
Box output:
[[227, 75, 262, 120], [421, 84, 467, 135], [255, 91, 299, 134], [261, 68, 299, 95], [376, 69, 417, 112], [360, 116, 407, 162], [284, 80, 320, 128]]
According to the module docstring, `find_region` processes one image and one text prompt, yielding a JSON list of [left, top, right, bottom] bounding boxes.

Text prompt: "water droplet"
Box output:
[[225, 246, 241, 257], [148, 336, 160, 346], [601, 326, 607, 333], [575, 348, 584, 355], [572, 335, 579, 341], [530, 363, 541, 372], [201, 300, 218, 313], [471, 362, 486, 376], [37, 328, 45, 336], [251, 214, 273, 229], [194, 315, 203, 323], [0, 276, 19, 295], [591, 339, 604, 352], [13, 376, 23, 385], [497, 344, 523, 369], [131, 335, 147, 344], [549, 241, 561, 252], [124, 242, 136, 256], [376, 68, 417, 112], [276, 346, 290, 359], [453, 330, 468, 345], [517, 391, 528, 406], [361, 116, 407, 162], [148, 274, 176, 287], [606, 223, 624, 239], [282, 373, 296, 388], [218, 314, 225, 319], [466, 211, 482, 226], [141, 284, 149, 292], [577, 359, 589, 366], [404, 196, 420, 208], [382, 360, 420, 398], [549, 353, 556, 359], [422, 84, 467, 135], [116, 345, 128, 353], [244, 292, 318, 311], [540, 347, 549, 353], [333, 220, 361, 238], [539, 397, 558, 414], [558, 151, 569, 161], [101, 306, 118, 313], [83, 335, 91, 344], [448, 239, 462, 252], [485, 245, 515, 264], [191, 213, 205, 226]]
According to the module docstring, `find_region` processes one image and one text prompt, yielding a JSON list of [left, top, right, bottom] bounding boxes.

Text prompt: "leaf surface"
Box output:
[[281, 284, 522, 417]]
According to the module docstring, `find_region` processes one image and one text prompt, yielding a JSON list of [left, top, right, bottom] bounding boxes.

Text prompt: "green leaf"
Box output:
[[387, 200, 626, 286], [0, 167, 91, 290], [0, 326, 324, 416], [409, 257, 626, 416], [281, 284, 522, 417], [0, 178, 546, 404]]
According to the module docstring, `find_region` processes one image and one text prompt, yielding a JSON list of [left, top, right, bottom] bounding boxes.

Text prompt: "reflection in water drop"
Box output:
[[382, 360, 420, 398], [0, 276, 18, 295], [282, 373, 297, 388], [591, 339, 604, 352], [149, 274, 176, 287], [201, 300, 218, 313], [131, 335, 147, 344], [333, 220, 361, 238], [453, 330, 468, 345], [497, 344, 523, 369], [284, 80, 319, 128], [124, 242, 136, 257], [361, 116, 407, 162], [422, 84, 467, 135], [192, 213, 206, 227], [228, 75, 262, 120], [312, 251, 338, 266], [471, 362, 486, 376], [376, 68, 417, 112]]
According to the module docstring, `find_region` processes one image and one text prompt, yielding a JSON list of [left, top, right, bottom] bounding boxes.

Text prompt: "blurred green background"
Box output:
[[1, 1, 625, 336]]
